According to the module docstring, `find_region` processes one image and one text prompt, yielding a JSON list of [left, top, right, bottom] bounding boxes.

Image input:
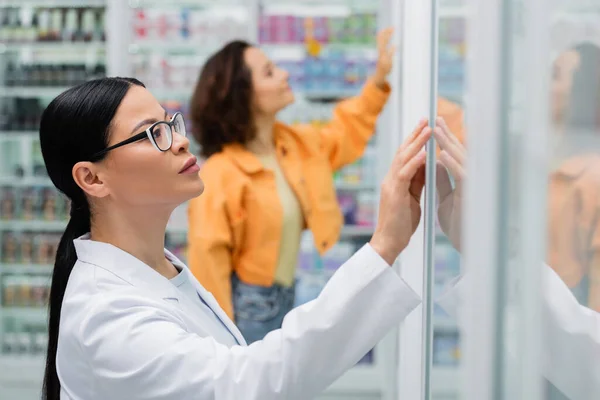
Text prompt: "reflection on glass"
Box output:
[[545, 34, 600, 400], [430, 6, 468, 400], [548, 42, 600, 311]]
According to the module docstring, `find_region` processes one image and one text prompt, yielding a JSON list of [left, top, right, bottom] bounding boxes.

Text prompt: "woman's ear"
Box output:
[[72, 161, 109, 200]]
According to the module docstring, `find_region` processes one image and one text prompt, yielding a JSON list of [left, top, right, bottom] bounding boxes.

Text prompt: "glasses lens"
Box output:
[[173, 113, 186, 137], [151, 123, 173, 151]]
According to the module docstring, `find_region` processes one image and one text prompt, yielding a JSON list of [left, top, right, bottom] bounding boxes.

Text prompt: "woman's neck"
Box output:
[[246, 113, 276, 155], [90, 204, 178, 279]]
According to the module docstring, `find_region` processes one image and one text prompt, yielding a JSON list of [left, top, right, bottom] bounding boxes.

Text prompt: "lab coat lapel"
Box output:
[[191, 276, 247, 346], [163, 250, 247, 346]]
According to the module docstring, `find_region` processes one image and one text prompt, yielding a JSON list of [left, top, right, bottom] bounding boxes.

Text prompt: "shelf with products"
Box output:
[[0, 264, 53, 275], [0, 184, 70, 232], [1, 311, 48, 358], [0, 42, 105, 52], [130, 4, 249, 48], [0, 87, 70, 98], [258, 1, 379, 100], [438, 17, 467, 105], [2, 278, 50, 311], [0, 6, 106, 44], [0, 178, 52, 188], [1, 47, 106, 89], [129, 0, 247, 8], [1, 1, 105, 7], [129, 4, 250, 96], [0, 131, 39, 137], [0, 221, 67, 232]]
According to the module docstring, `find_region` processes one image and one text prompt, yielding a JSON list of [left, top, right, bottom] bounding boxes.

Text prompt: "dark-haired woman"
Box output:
[[186, 29, 399, 345], [187, 29, 465, 344], [40, 76, 430, 399]]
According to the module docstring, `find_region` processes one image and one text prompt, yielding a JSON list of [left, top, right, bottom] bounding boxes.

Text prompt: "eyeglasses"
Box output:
[[90, 112, 187, 161]]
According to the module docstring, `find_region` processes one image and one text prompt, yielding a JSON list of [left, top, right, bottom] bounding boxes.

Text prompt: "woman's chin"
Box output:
[[182, 179, 205, 202]]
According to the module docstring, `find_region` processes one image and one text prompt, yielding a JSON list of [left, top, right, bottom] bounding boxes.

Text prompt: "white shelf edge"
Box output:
[[0, 42, 106, 53], [0, 87, 70, 98], [0, 220, 67, 231], [129, 0, 246, 8], [340, 226, 374, 236], [0, 0, 105, 7], [334, 182, 376, 191], [0, 131, 38, 136], [0, 264, 53, 274], [0, 355, 45, 384], [0, 177, 53, 187]]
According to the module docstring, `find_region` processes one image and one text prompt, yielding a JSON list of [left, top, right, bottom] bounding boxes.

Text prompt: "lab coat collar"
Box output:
[[72, 234, 246, 345], [73, 234, 184, 301]]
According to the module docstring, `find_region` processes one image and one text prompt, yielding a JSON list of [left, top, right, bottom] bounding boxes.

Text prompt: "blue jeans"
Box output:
[[232, 275, 296, 344]]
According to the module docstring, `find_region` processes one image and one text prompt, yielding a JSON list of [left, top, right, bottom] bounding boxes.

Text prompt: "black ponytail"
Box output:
[[39, 77, 144, 400], [43, 204, 91, 399]]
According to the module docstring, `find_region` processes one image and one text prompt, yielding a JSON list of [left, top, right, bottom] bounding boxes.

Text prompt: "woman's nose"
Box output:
[[171, 131, 190, 154]]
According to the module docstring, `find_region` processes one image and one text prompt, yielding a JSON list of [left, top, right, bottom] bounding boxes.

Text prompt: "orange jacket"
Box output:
[[188, 80, 464, 319]]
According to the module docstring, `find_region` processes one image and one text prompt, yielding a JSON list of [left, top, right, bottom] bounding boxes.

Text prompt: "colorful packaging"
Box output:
[[0, 186, 16, 220], [1, 233, 18, 263]]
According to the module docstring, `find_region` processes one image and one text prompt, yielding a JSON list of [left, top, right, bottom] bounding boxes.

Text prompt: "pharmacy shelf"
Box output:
[[0, 264, 53, 275], [0, 131, 38, 137], [0, 220, 67, 231], [262, 43, 377, 54], [150, 88, 196, 100], [261, 0, 378, 14], [335, 182, 376, 191], [340, 225, 373, 237], [128, 41, 221, 55], [0, 0, 105, 7], [129, 0, 245, 7], [434, 315, 458, 331], [0, 42, 106, 53], [1, 308, 47, 321], [0, 177, 53, 187], [0, 356, 45, 385], [0, 87, 69, 98]]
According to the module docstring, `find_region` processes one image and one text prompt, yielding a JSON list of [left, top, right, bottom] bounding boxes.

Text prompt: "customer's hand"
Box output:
[[370, 119, 431, 265], [372, 27, 395, 89], [434, 117, 465, 251]]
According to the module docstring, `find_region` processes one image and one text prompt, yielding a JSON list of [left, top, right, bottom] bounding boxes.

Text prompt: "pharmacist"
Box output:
[[433, 117, 600, 400], [40, 75, 430, 400]]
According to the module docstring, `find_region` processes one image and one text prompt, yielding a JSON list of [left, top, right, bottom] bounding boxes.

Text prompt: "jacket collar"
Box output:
[[222, 123, 292, 174], [222, 143, 264, 174], [553, 154, 600, 179], [73, 234, 246, 345]]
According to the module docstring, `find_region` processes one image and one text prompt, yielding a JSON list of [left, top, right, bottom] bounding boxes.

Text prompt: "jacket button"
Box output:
[[322, 241, 328, 248], [281, 147, 288, 156]]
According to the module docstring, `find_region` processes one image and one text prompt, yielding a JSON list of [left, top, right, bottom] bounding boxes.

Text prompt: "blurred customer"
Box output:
[[548, 42, 600, 311], [186, 28, 464, 343]]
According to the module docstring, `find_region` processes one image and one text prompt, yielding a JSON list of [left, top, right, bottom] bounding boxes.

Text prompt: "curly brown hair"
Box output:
[[190, 40, 255, 158]]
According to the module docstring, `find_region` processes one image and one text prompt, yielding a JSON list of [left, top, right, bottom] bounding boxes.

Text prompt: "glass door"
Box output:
[[426, 0, 600, 398]]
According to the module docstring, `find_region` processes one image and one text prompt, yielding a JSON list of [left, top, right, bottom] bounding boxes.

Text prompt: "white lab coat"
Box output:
[[437, 264, 600, 400], [56, 235, 420, 400]]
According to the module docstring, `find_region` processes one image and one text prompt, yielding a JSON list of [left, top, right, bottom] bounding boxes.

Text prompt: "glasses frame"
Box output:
[[89, 112, 185, 161]]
